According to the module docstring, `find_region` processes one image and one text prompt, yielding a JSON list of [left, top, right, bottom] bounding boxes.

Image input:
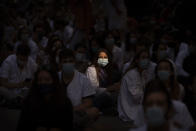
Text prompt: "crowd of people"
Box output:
[[0, 0, 196, 131]]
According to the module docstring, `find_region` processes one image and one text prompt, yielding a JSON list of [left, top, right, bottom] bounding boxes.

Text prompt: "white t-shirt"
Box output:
[[0, 54, 37, 97], [0, 54, 37, 83], [59, 71, 96, 106]]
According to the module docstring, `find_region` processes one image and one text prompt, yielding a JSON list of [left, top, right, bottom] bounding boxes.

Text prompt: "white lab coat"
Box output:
[[123, 61, 156, 82], [59, 71, 96, 106], [86, 66, 107, 95], [118, 68, 146, 122], [175, 44, 190, 77]]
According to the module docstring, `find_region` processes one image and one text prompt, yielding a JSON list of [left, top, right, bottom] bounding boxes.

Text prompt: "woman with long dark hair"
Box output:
[[17, 66, 73, 131], [118, 49, 153, 124]]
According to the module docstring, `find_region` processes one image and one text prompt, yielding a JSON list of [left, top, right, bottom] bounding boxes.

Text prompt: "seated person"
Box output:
[[133, 80, 194, 131], [118, 50, 155, 124], [58, 49, 99, 130], [155, 59, 184, 100], [86, 49, 121, 114], [0, 44, 37, 100], [17, 66, 73, 131]]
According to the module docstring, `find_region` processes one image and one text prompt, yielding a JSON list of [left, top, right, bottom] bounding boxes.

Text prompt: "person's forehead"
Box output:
[[99, 51, 107, 56], [146, 92, 167, 102], [158, 61, 170, 68]]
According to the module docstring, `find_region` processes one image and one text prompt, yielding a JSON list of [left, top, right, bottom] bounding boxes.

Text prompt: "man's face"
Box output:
[[17, 55, 28, 68]]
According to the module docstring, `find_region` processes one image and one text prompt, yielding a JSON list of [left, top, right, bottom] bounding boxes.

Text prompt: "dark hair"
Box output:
[[19, 66, 73, 130], [59, 48, 75, 62], [33, 22, 44, 32], [124, 49, 149, 75], [74, 42, 87, 51], [17, 27, 29, 41], [92, 48, 112, 66], [32, 66, 60, 91], [27, 65, 68, 105], [155, 59, 181, 100], [151, 41, 167, 62], [16, 44, 30, 56], [135, 37, 151, 51], [143, 79, 173, 119]]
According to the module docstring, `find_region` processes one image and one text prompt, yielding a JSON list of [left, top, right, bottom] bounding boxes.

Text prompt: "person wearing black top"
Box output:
[[17, 66, 73, 131]]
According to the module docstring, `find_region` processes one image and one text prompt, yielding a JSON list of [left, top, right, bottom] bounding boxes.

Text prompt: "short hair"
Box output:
[[59, 48, 75, 62], [16, 44, 30, 56]]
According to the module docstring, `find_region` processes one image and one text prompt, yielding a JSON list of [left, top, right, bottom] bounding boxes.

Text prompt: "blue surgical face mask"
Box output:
[[158, 70, 170, 81], [62, 63, 75, 76], [139, 59, 149, 69], [146, 106, 165, 127], [158, 50, 168, 60], [98, 58, 109, 67]]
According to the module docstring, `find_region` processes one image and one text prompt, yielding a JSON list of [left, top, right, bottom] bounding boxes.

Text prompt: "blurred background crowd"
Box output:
[[0, 0, 196, 131]]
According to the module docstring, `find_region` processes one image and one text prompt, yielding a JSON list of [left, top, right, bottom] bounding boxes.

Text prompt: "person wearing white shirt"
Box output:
[[14, 27, 39, 61], [86, 49, 121, 113], [58, 48, 99, 121], [123, 38, 152, 74], [155, 59, 184, 100], [0, 44, 37, 99], [118, 50, 155, 124], [131, 80, 194, 131]]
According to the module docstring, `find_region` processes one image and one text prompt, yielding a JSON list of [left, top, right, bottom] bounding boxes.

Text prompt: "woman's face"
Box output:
[[98, 51, 108, 59], [139, 51, 149, 61], [145, 92, 168, 114], [157, 61, 172, 74], [37, 71, 53, 85]]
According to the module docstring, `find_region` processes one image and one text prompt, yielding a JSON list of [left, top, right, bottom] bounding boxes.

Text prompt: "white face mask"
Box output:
[[97, 58, 109, 67]]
